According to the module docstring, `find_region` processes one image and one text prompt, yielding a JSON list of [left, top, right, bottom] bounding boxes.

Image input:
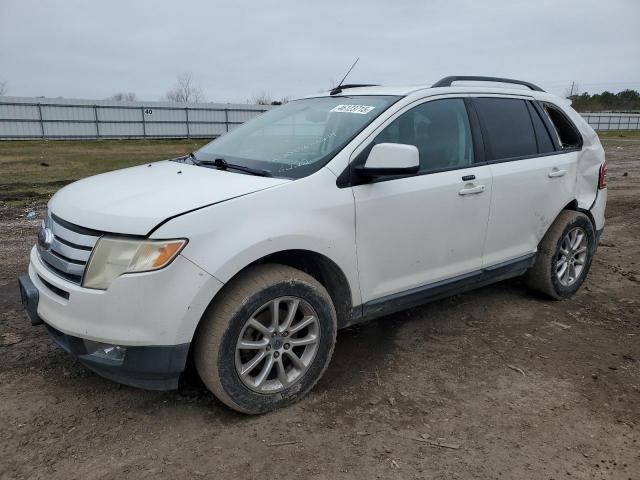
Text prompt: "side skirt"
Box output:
[[344, 253, 536, 328]]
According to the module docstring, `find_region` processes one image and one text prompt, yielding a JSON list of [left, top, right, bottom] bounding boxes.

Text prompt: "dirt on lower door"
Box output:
[[0, 135, 638, 480]]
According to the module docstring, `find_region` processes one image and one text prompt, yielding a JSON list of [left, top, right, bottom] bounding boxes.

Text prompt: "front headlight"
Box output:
[[83, 237, 187, 290]]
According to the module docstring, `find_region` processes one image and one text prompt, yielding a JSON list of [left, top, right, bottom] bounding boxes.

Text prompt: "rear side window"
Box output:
[[474, 98, 537, 161], [542, 103, 583, 150], [527, 102, 555, 154]]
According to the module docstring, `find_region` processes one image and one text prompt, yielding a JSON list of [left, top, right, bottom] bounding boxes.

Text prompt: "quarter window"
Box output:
[[372, 98, 474, 173], [474, 98, 538, 161], [543, 103, 583, 150]]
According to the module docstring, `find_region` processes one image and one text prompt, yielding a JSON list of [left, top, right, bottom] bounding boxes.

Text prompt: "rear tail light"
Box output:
[[598, 161, 607, 189]]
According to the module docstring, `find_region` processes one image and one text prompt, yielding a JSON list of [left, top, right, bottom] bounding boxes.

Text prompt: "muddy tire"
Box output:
[[194, 264, 337, 414], [526, 210, 596, 300]]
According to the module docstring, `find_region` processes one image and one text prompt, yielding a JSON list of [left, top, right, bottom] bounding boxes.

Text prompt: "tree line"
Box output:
[[568, 89, 640, 112], [0, 73, 285, 105], [108, 73, 204, 103], [108, 73, 288, 105]]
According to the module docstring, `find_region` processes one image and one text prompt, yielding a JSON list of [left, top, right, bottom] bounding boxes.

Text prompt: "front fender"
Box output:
[[151, 168, 362, 307]]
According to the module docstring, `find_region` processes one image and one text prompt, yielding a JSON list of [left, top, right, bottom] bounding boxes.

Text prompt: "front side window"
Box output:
[[474, 97, 538, 161], [195, 96, 399, 179], [371, 98, 474, 173]]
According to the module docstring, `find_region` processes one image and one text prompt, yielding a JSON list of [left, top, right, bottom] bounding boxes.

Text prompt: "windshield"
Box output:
[[195, 95, 399, 179]]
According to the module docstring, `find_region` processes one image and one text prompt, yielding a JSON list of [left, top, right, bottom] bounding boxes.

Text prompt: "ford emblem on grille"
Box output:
[[37, 221, 53, 250]]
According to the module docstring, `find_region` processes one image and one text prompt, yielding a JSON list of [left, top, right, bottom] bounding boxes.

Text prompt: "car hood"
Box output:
[[48, 160, 289, 235]]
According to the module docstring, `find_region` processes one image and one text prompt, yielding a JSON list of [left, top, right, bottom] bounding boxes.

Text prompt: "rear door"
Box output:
[[473, 97, 577, 267], [352, 97, 493, 303]]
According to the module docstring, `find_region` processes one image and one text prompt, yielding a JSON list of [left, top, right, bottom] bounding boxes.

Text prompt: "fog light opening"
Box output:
[[84, 340, 127, 363]]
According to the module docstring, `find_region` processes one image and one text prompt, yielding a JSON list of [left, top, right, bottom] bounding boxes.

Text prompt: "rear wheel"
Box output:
[[526, 210, 596, 299], [194, 264, 337, 414]]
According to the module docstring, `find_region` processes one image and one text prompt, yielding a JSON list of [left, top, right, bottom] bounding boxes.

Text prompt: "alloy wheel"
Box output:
[[555, 227, 588, 287], [234, 296, 320, 393]]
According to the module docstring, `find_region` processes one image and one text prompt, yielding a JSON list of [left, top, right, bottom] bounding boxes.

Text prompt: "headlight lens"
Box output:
[[83, 237, 187, 290]]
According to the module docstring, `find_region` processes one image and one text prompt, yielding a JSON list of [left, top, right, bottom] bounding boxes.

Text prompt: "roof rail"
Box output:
[[431, 76, 544, 92], [329, 84, 380, 95]]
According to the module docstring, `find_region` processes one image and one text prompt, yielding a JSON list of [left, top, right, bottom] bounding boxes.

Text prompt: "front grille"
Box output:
[[38, 212, 102, 284]]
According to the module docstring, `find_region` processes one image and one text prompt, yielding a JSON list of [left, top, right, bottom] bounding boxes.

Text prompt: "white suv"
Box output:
[[19, 76, 607, 413]]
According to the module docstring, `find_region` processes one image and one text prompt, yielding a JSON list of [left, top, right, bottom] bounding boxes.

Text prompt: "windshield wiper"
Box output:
[[175, 152, 199, 164], [196, 157, 272, 177]]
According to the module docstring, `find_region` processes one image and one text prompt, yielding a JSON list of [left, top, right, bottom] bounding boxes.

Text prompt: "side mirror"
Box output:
[[355, 143, 420, 178]]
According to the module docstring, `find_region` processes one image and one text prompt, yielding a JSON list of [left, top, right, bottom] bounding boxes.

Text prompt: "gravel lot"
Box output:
[[0, 135, 638, 480]]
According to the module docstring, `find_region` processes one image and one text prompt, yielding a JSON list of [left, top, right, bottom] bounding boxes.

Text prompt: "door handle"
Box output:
[[548, 168, 567, 178], [458, 184, 485, 196]]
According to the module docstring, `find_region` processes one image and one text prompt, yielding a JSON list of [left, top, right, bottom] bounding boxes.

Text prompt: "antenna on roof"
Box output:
[[330, 57, 359, 95]]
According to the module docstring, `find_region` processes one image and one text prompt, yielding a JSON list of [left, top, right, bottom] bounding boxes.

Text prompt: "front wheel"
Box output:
[[194, 264, 337, 414], [526, 210, 596, 299]]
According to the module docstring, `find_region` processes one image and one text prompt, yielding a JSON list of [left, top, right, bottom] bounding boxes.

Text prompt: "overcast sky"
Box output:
[[1, 0, 639, 103]]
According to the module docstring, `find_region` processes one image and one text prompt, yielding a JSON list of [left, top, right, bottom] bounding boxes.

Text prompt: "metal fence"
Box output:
[[580, 112, 640, 131], [0, 96, 271, 140], [1, 96, 639, 140]]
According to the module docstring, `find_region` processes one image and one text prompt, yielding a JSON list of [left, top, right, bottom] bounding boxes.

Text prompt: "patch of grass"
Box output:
[[0, 139, 210, 207], [598, 130, 640, 139]]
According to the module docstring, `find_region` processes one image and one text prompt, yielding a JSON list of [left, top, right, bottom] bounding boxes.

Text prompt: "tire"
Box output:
[[526, 210, 596, 300], [194, 264, 337, 414]]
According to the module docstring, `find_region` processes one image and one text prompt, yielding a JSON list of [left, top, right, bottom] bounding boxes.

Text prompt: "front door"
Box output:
[[352, 98, 492, 303]]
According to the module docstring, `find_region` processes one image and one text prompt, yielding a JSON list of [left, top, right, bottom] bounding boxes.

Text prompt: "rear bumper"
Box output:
[[589, 188, 607, 231], [595, 227, 604, 253], [596, 228, 604, 243]]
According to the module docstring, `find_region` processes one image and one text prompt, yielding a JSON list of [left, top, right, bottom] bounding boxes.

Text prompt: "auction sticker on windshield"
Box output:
[[330, 104, 376, 114]]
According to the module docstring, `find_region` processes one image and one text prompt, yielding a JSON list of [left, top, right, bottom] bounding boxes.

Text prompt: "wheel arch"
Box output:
[[534, 200, 596, 253], [246, 249, 354, 329], [196, 249, 355, 332], [560, 199, 596, 230]]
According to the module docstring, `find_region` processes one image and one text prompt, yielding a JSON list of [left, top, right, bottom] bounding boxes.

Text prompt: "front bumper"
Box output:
[[46, 323, 190, 390], [26, 246, 222, 345], [19, 273, 191, 390], [19, 246, 224, 390]]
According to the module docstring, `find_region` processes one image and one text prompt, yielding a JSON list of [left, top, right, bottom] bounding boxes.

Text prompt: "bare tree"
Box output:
[[165, 73, 205, 103], [108, 92, 137, 101], [564, 81, 581, 99], [0, 80, 7, 96], [250, 91, 273, 105], [248, 92, 289, 105]]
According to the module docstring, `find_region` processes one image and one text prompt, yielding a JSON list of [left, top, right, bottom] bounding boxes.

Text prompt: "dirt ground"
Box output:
[[1, 136, 638, 480]]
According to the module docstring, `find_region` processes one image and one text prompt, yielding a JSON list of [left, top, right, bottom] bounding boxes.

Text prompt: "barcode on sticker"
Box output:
[[330, 104, 376, 114]]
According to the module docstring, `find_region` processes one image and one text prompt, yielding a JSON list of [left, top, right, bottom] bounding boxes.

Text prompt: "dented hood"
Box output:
[[48, 160, 289, 235]]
